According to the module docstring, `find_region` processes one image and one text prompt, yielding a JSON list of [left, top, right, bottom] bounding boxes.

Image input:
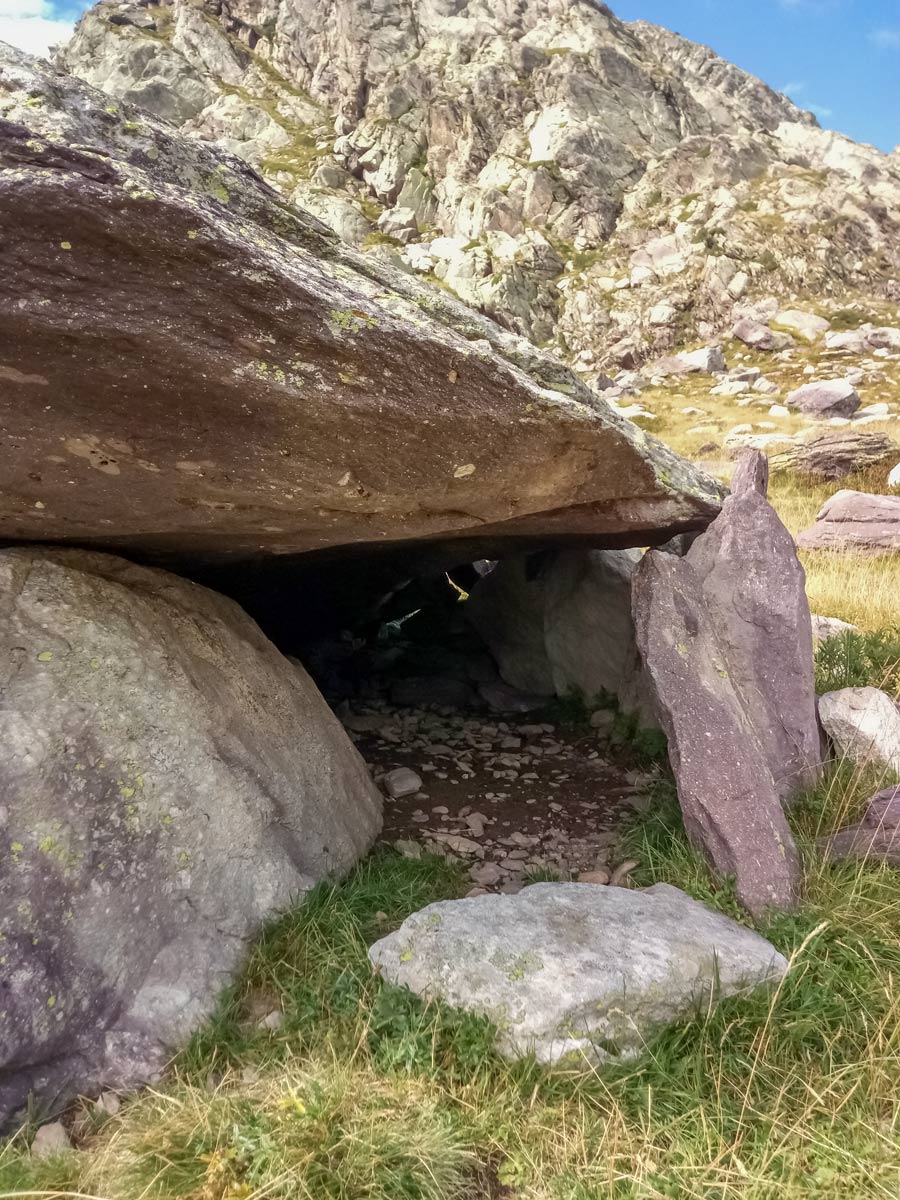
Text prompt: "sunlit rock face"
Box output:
[[59, 0, 900, 371]]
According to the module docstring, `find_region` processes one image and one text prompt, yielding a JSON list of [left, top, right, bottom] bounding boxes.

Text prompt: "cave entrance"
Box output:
[[207, 542, 653, 891]]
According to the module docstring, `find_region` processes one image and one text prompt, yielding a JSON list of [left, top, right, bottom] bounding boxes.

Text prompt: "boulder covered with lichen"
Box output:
[[0, 40, 721, 579], [0, 546, 381, 1127]]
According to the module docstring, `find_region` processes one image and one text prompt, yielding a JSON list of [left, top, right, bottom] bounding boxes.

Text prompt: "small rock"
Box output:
[[31, 1121, 71, 1158], [577, 869, 610, 884], [384, 767, 424, 798], [470, 861, 504, 886], [394, 839, 423, 859]]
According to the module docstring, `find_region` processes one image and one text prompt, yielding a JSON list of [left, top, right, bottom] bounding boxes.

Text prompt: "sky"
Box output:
[[613, 0, 900, 152], [0, 0, 897, 153]]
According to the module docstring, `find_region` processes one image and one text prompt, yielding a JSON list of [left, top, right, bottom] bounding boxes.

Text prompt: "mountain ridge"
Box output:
[[56, 0, 900, 376]]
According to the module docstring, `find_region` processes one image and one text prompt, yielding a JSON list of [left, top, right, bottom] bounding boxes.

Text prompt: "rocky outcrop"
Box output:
[[769, 431, 897, 481], [818, 688, 900, 774], [0, 547, 381, 1127], [369, 882, 788, 1064], [466, 548, 648, 717], [632, 452, 819, 915], [0, 43, 722, 578], [811, 614, 858, 645], [56, 0, 900, 371], [797, 491, 900, 553]]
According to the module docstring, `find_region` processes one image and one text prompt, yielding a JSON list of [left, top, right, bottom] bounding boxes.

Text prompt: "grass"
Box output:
[[4, 778, 900, 1200]]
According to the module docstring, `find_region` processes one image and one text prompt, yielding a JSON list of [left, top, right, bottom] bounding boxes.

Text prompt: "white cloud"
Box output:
[[0, 0, 73, 57], [781, 81, 806, 97], [808, 103, 833, 119], [870, 28, 900, 50]]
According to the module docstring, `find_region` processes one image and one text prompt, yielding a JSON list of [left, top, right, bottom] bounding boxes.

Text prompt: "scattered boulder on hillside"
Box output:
[[369, 883, 788, 1064], [811, 614, 859, 644], [819, 784, 900, 866], [817, 688, 900, 774], [732, 318, 793, 352], [0, 548, 382, 1128], [662, 346, 727, 375], [769, 431, 897, 481], [633, 451, 820, 915], [466, 549, 650, 719], [797, 490, 900, 552], [785, 379, 862, 419], [775, 310, 831, 341], [0, 43, 722, 575]]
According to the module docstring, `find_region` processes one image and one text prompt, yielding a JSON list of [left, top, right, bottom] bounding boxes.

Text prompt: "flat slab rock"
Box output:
[[818, 687, 900, 774], [0, 44, 721, 573], [369, 883, 787, 1065], [797, 490, 900, 553]]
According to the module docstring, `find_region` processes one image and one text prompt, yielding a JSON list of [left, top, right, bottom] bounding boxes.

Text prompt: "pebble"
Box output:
[[384, 767, 423, 798], [31, 1121, 71, 1158]]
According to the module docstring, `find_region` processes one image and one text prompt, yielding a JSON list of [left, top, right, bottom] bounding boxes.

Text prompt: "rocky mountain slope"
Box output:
[[60, 0, 900, 378]]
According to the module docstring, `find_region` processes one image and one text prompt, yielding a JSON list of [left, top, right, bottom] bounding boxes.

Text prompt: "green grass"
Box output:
[[4, 809, 899, 1199], [815, 628, 900, 698]]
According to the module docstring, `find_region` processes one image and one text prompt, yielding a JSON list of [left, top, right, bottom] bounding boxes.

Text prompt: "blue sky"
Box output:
[[1, 0, 897, 153], [614, 0, 899, 152]]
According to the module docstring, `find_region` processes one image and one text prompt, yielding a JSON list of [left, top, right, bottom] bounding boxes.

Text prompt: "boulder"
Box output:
[[732, 318, 793, 352], [632, 452, 813, 915], [466, 548, 649, 718], [0, 548, 381, 1127], [797, 490, 900, 552], [632, 549, 801, 916], [368, 883, 788, 1064], [811, 614, 859, 644], [685, 451, 821, 800], [0, 44, 721, 577], [677, 346, 727, 374], [769, 431, 897, 481], [785, 379, 861, 419], [775, 310, 830, 341], [818, 784, 900, 866], [817, 688, 900, 773]]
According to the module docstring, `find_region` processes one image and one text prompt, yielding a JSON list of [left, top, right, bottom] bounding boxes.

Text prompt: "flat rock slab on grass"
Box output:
[[369, 883, 788, 1065], [817, 687, 900, 773], [769, 431, 896, 481], [797, 490, 900, 552], [818, 785, 900, 866]]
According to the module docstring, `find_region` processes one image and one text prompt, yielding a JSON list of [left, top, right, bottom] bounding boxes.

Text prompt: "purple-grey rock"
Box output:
[[797, 490, 900, 552], [732, 318, 793, 352], [818, 785, 900, 866], [686, 450, 822, 800], [785, 379, 861, 419], [632, 549, 800, 917]]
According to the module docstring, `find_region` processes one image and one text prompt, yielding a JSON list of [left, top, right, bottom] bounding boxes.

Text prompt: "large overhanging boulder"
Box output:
[[0, 44, 721, 579]]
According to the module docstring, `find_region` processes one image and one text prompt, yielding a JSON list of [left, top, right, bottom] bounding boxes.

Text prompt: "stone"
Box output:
[[0, 550, 381, 1127], [0, 44, 721, 581], [467, 548, 651, 719], [811, 615, 859, 644], [817, 688, 900, 773], [785, 380, 861, 419], [732, 318, 793, 352], [390, 677, 478, 708], [368, 883, 788, 1064], [576, 869, 610, 885], [775, 310, 830, 340], [769, 431, 897, 481], [685, 451, 821, 800], [797, 491, 900, 553], [384, 768, 424, 798], [469, 861, 504, 886], [677, 346, 727, 374], [633, 548, 801, 916], [632, 453, 812, 913], [31, 1121, 72, 1158], [818, 785, 900, 866], [376, 205, 419, 244]]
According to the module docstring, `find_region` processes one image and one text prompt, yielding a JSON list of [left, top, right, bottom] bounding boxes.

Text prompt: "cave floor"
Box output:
[[338, 701, 654, 891]]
